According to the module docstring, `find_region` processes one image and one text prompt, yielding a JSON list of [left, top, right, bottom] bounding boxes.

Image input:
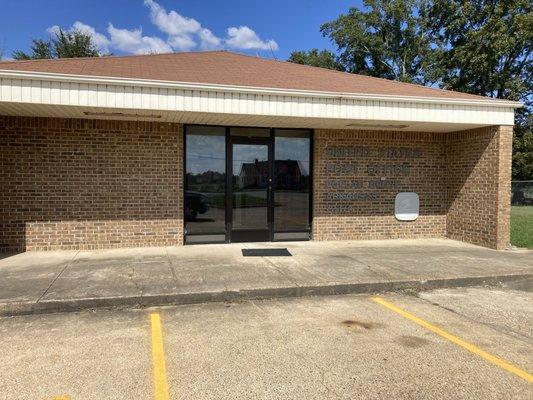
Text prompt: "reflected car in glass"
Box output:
[[185, 191, 210, 220]]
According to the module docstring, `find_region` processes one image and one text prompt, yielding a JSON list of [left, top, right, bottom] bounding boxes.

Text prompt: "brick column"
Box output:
[[495, 125, 513, 249], [446, 125, 513, 249]]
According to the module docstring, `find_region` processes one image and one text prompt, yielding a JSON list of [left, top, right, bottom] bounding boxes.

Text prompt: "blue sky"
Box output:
[[0, 0, 362, 60]]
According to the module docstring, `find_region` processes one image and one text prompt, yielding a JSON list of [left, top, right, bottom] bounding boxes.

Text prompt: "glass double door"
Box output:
[[185, 125, 311, 244], [229, 139, 272, 242]]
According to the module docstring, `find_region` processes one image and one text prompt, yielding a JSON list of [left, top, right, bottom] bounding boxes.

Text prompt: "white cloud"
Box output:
[[198, 28, 221, 50], [144, 0, 201, 36], [44, 0, 279, 56], [167, 35, 196, 51], [72, 21, 111, 53], [143, 0, 221, 50], [46, 25, 60, 35], [47, 20, 172, 55], [226, 26, 278, 51], [107, 24, 172, 55]]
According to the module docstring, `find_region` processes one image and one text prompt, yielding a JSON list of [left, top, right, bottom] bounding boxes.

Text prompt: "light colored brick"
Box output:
[[0, 116, 183, 251], [0, 117, 512, 251]]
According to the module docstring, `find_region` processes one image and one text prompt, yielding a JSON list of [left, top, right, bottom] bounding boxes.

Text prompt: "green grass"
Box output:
[[510, 206, 533, 249]]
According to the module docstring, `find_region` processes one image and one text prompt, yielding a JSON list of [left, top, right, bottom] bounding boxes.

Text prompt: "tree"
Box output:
[[13, 39, 53, 60], [513, 113, 533, 181], [424, 0, 532, 100], [288, 49, 344, 71], [290, 0, 532, 179], [319, 0, 434, 84], [13, 28, 101, 60], [425, 0, 532, 180]]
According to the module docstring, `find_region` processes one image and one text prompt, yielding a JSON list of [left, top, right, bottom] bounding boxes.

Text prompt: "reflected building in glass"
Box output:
[[185, 126, 311, 243]]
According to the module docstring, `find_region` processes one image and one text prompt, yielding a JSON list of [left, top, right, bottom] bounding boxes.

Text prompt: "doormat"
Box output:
[[242, 248, 292, 257]]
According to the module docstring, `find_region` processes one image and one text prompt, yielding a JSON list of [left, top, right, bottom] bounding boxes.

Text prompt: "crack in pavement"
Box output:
[[129, 265, 143, 298], [418, 295, 533, 344], [37, 250, 79, 303], [263, 257, 302, 287], [165, 246, 179, 284]]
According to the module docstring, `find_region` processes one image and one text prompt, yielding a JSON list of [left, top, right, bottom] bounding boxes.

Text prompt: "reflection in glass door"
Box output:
[[185, 125, 312, 244], [273, 129, 311, 240], [230, 142, 271, 242]]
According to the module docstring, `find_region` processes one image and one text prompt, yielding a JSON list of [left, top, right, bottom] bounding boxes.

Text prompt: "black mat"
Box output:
[[242, 248, 292, 257]]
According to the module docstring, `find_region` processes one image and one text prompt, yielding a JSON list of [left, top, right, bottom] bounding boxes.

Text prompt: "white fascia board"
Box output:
[[0, 69, 523, 109]]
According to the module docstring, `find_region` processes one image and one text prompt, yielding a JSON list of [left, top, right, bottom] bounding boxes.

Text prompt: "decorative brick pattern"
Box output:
[[446, 125, 512, 249], [0, 116, 183, 251], [312, 129, 448, 241]]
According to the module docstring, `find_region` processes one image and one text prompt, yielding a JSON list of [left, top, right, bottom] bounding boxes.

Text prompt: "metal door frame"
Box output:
[[184, 124, 313, 244], [226, 133, 274, 243]]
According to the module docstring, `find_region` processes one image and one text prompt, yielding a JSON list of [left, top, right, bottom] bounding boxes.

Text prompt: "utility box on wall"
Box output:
[[395, 192, 420, 221]]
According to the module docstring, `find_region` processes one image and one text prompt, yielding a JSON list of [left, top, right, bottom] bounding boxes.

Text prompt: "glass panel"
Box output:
[[274, 129, 311, 232], [232, 144, 269, 230], [230, 127, 270, 138], [185, 126, 226, 235]]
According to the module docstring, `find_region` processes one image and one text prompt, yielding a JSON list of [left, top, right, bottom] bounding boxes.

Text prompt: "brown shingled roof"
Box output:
[[0, 50, 495, 101]]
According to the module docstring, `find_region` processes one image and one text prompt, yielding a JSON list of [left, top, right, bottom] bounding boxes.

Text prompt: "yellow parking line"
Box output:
[[372, 297, 533, 383], [150, 313, 170, 400]]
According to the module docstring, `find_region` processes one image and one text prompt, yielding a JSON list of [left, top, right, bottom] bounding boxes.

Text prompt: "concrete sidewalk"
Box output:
[[0, 239, 531, 316]]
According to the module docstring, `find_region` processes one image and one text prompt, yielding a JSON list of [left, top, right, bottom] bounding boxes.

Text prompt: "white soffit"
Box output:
[[0, 70, 521, 129]]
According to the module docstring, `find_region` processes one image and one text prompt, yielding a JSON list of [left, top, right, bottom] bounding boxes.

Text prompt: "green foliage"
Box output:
[[13, 29, 101, 60], [288, 49, 344, 71], [13, 39, 53, 60], [425, 0, 532, 180], [424, 0, 532, 100], [290, 0, 532, 179], [54, 29, 100, 58], [513, 114, 533, 180], [320, 0, 434, 84]]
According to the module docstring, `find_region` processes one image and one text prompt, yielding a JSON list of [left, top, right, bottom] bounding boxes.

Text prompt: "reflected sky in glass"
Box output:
[[186, 134, 225, 174], [275, 137, 310, 175]]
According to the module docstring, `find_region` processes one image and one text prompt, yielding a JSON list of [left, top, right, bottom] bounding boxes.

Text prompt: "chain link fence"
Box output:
[[511, 181, 533, 206]]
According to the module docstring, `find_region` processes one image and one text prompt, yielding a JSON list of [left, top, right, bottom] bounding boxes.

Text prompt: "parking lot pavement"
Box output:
[[0, 284, 531, 399], [0, 310, 152, 400]]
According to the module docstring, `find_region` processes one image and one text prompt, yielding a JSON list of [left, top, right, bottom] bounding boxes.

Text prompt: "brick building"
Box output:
[[0, 51, 521, 251]]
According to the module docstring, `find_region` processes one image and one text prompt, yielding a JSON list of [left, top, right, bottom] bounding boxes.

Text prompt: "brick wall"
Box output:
[[446, 125, 512, 249], [313, 126, 512, 249], [0, 116, 183, 251], [312, 129, 448, 241], [0, 116, 512, 251]]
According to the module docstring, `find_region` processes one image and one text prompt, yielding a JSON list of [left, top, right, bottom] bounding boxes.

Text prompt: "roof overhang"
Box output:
[[0, 69, 522, 132]]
